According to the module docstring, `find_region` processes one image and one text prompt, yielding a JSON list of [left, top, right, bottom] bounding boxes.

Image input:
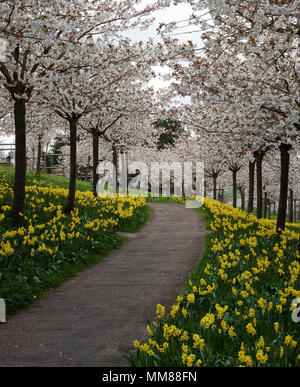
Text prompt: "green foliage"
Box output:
[[152, 118, 184, 150], [119, 205, 152, 233], [0, 165, 93, 191]]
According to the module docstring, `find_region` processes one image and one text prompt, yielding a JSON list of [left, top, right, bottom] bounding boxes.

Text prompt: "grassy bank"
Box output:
[[0, 166, 93, 192]]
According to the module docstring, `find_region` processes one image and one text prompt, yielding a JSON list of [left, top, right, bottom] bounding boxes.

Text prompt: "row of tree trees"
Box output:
[[0, 0, 175, 220], [0, 0, 299, 234], [158, 0, 299, 231]]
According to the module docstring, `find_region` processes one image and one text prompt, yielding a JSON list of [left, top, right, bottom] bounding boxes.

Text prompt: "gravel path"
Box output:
[[0, 202, 207, 367]]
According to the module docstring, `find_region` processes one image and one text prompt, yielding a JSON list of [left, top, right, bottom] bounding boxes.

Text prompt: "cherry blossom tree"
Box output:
[[159, 0, 299, 230], [0, 0, 165, 219]]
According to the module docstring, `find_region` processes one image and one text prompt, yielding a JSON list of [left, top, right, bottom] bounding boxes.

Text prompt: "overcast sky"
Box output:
[[125, 2, 201, 45], [124, 1, 205, 100]]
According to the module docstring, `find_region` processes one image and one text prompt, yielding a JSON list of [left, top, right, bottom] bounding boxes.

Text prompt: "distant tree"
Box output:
[[51, 136, 70, 166], [5, 151, 14, 164], [153, 118, 184, 150]]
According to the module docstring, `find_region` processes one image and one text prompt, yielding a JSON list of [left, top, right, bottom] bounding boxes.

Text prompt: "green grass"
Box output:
[[0, 166, 93, 192], [146, 194, 186, 204], [120, 205, 152, 233]]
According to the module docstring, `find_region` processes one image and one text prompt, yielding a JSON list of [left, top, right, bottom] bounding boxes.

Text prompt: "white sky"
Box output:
[[125, 2, 201, 45], [125, 2, 204, 91]]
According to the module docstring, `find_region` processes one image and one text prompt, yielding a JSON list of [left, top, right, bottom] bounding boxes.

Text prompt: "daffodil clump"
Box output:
[[130, 198, 300, 367], [0, 173, 147, 314]]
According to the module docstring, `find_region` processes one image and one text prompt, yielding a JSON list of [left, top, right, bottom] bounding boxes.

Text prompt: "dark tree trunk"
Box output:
[[31, 147, 35, 171], [254, 151, 263, 219], [92, 129, 99, 197], [36, 135, 42, 175], [12, 99, 27, 223], [264, 191, 268, 218], [276, 143, 292, 232], [247, 160, 255, 213], [239, 187, 245, 211], [112, 145, 118, 194], [232, 169, 237, 208], [66, 118, 77, 213], [182, 183, 185, 199], [213, 174, 217, 200], [288, 189, 293, 223]]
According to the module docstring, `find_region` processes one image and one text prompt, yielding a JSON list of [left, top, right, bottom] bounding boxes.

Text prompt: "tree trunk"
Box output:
[[232, 169, 237, 208], [66, 118, 77, 213], [276, 143, 292, 232], [31, 147, 35, 171], [92, 129, 99, 197], [112, 145, 118, 194], [239, 187, 245, 211], [120, 150, 128, 195], [254, 151, 263, 219], [288, 189, 293, 223], [247, 160, 255, 213], [12, 99, 27, 223], [264, 191, 268, 219], [213, 174, 217, 200]]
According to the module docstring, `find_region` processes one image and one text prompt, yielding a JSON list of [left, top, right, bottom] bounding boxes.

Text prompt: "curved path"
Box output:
[[0, 202, 207, 367]]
